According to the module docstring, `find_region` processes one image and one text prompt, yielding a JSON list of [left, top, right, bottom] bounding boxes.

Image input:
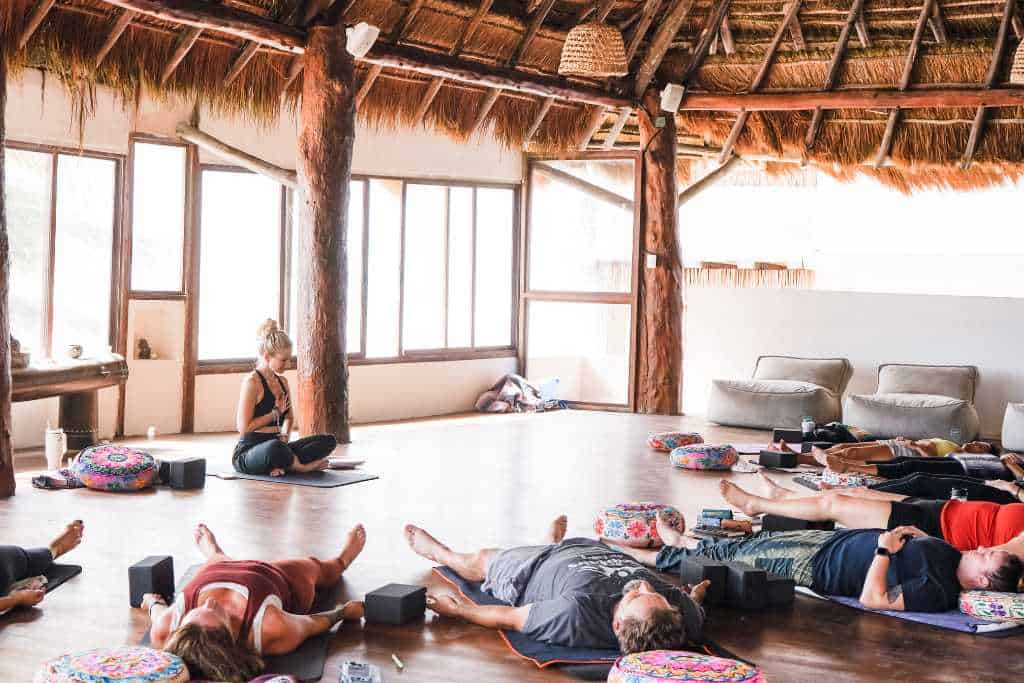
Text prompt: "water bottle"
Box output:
[[801, 416, 816, 440]]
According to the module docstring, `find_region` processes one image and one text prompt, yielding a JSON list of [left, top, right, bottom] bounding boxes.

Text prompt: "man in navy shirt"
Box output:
[[621, 515, 1021, 612]]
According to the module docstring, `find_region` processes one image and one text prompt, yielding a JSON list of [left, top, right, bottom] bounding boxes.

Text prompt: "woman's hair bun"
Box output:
[[257, 319, 280, 338]]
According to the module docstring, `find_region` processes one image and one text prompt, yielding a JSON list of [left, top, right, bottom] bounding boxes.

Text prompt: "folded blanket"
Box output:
[[31, 467, 84, 490]]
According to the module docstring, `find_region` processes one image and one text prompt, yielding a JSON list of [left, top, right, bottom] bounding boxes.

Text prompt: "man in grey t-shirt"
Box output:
[[404, 515, 707, 653]]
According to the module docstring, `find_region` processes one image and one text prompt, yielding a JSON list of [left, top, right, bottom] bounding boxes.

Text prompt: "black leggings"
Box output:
[[870, 473, 1019, 504], [1, 546, 53, 594], [232, 432, 337, 475], [875, 456, 1013, 481]]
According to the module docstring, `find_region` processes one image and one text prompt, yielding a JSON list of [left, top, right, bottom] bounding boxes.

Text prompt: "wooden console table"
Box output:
[[13, 355, 129, 450]]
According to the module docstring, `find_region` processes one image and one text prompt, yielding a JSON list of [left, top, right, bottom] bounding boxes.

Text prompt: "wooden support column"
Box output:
[[296, 16, 354, 443], [0, 55, 14, 498], [636, 89, 681, 415]]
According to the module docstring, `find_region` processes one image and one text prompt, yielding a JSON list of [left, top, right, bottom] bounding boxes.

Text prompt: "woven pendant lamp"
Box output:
[[1012, 39, 1024, 85], [558, 22, 628, 78]]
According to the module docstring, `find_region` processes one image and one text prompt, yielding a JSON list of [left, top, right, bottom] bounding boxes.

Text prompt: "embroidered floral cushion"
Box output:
[[959, 591, 1024, 623], [669, 445, 739, 471], [71, 445, 157, 492], [594, 503, 686, 548], [647, 432, 704, 453], [34, 647, 189, 683], [608, 650, 764, 683]]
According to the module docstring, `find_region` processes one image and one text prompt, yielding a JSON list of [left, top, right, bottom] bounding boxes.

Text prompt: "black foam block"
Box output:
[[129, 555, 174, 608], [364, 583, 426, 624], [169, 457, 206, 489], [723, 562, 767, 611], [762, 514, 835, 532], [677, 557, 727, 605], [800, 441, 837, 454], [758, 450, 798, 468], [771, 429, 804, 444], [766, 573, 795, 607]]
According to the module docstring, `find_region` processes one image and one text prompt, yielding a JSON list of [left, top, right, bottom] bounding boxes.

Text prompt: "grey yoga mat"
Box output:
[[210, 465, 378, 488]]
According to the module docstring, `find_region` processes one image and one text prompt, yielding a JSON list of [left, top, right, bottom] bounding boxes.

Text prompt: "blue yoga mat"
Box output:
[[796, 587, 1024, 636]]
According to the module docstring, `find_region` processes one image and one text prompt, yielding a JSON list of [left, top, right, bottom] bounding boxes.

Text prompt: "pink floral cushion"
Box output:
[[34, 646, 189, 682], [821, 468, 883, 488], [669, 445, 738, 471], [608, 650, 764, 682], [594, 503, 686, 548], [647, 432, 704, 453], [71, 445, 156, 492], [959, 591, 1024, 623]]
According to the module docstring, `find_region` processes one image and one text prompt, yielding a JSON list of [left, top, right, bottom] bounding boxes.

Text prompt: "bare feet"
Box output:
[[404, 524, 450, 564], [546, 515, 568, 544], [48, 520, 84, 560], [194, 523, 224, 560], [12, 588, 46, 608], [655, 510, 685, 546], [775, 440, 798, 454], [339, 524, 366, 571], [719, 480, 762, 517], [269, 468, 286, 477], [759, 472, 795, 500], [812, 446, 832, 468]]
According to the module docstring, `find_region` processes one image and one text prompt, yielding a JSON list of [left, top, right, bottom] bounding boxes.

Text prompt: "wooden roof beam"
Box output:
[[601, 106, 633, 149], [1013, 14, 1023, 39], [854, 12, 871, 47], [161, 27, 204, 85], [720, 17, 736, 54], [961, 0, 1015, 169], [514, 0, 557, 66], [93, 9, 137, 72], [225, 1, 306, 87], [176, 122, 297, 187], [680, 0, 733, 84], [679, 87, 1024, 111], [787, 6, 806, 51], [523, 96, 555, 146], [19, 0, 56, 50], [805, 0, 868, 151], [283, 0, 338, 89], [634, 0, 697, 96], [719, 0, 803, 162], [624, 0, 664, 64], [359, 0, 431, 106], [575, 0, 627, 150], [928, 1, 948, 43], [467, 88, 502, 137]]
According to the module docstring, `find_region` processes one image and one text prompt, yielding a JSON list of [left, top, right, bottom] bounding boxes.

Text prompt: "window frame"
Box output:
[[194, 171, 520, 374], [521, 151, 642, 412], [127, 134, 189, 298], [5, 140, 126, 361]]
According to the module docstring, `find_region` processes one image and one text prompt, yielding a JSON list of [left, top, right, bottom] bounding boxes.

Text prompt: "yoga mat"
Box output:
[[796, 587, 1024, 637], [209, 465, 378, 489], [142, 565, 343, 682], [44, 563, 83, 592], [432, 567, 750, 671]]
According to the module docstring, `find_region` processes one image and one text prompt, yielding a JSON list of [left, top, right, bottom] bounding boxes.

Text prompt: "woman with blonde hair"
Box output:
[[232, 320, 336, 476]]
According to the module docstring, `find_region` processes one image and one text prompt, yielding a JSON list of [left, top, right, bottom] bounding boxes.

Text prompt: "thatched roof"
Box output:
[[3, 0, 1023, 191]]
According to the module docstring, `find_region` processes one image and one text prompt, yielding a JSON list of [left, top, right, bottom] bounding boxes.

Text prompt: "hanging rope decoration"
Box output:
[[558, 22, 628, 77], [1011, 39, 1024, 85]]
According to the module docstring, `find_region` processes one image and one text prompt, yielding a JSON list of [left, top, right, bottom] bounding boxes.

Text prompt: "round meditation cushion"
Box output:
[[593, 503, 686, 548], [959, 591, 1024, 623], [34, 646, 189, 683], [648, 432, 704, 453], [608, 650, 764, 683], [71, 445, 157, 492], [820, 468, 883, 489], [669, 445, 738, 471]]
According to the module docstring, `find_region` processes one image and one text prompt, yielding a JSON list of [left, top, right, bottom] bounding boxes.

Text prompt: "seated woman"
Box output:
[[719, 477, 1024, 560], [0, 521, 83, 615], [146, 523, 366, 682], [233, 320, 337, 476]]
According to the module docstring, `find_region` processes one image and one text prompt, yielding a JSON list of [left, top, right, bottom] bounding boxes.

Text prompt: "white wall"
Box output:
[[7, 69, 523, 448], [683, 288, 1024, 439]]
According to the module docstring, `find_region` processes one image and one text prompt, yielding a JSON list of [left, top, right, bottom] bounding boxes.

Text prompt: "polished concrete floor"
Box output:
[[3, 411, 1019, 681]]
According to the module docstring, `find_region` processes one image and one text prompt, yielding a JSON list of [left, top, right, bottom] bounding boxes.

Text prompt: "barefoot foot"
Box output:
[[719, 480, 762, 517], [759, 472, 794, 500], [825, 453, 850, 474], [194, 523, 224, 559], [339, 524, 366, 571], [812, 446, 831, 468], [404, 524, 450, 564], [546, 515, 568, 544], [656, 511, 685, 546], [776, 439, 798, 454], [48, 520, 83, 560]]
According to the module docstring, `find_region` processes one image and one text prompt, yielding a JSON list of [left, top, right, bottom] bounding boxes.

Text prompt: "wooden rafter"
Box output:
[[283, 0, 337, 90], [93, 9, 137, 71], [786, 4, 806, 50], [719, 0, 803, 162], [467, 89, 502, 137], [678, 156, 738, 204], [357, 0, 425, 106], [223, 42, 261, 86], [176, 123, 297, 187], [854, 13, 871, 47], [534, 163, 634, 212], [523, 96, 555, 145], [575, 0, 627, 149], [680, 0, 733, 84], [720, 16, 737, 54], [1013, 14, 1023, 39], [624, 0, 664, 64], [680, 87, 1024, 111], [161, 27, 204, 85], [928, 1, 948, 43], [635, 0, 697, 96], [805, 0, 868, 151], [514, 0, 557, 66], [355, 64, 383, 107], [961, 0, 1016, 169], [19, 0, 57, 50], [601, 107, 632, 149]]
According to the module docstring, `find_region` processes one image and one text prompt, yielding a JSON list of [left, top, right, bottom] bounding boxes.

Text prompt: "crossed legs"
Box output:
[[719, 478, 895, 530]]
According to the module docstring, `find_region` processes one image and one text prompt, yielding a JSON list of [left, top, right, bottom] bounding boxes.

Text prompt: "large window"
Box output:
[[6, 145, 120, 359], [130, 140, 186, 292]]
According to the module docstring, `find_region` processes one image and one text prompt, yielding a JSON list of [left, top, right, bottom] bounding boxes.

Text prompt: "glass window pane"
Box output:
[[346, 181, 364, 354], [198, 170, 281, 360], [402, 184, 446, 351], [131, 142, 185, 291], [365, 179, 402, 358], [447, 187, 473, 348], [6, 149, 51, 355], [52, 154, 116, 358], [474, 187, 514, 347], [526, 301, 631, 405], [528, 159, 635, 293]]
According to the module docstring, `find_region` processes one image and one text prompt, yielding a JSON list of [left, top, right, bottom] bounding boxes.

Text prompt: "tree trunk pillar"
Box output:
[[636, 88, 682, 415], [295, 17, 354, 443], [0, 54, 15, 497]]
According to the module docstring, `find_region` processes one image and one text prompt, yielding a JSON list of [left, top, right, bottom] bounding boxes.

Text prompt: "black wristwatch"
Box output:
[[875, 547, 892, 557]]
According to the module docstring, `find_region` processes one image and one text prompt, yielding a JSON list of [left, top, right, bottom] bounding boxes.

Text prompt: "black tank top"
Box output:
[[253, 370, 290, 420]]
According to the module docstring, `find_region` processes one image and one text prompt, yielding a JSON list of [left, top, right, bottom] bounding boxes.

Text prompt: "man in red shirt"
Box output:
[[720, 476, 1024, 559]]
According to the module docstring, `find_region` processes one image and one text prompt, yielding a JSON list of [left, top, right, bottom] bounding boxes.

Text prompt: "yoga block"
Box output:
[[723, 562, 767, 611], [701, 508, 734, 520], [364, 583, 426, 624], [758, 450, 798, 468], [800, 441, 836, 454], [771, 429, 804, 444], [677, 557, 727, 605], [766, 573, 795, 607], [762, 514, 835, 532], [157, 460, 171, 484], [169, 458, 206, 490], [130, 555, 175, 608]]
